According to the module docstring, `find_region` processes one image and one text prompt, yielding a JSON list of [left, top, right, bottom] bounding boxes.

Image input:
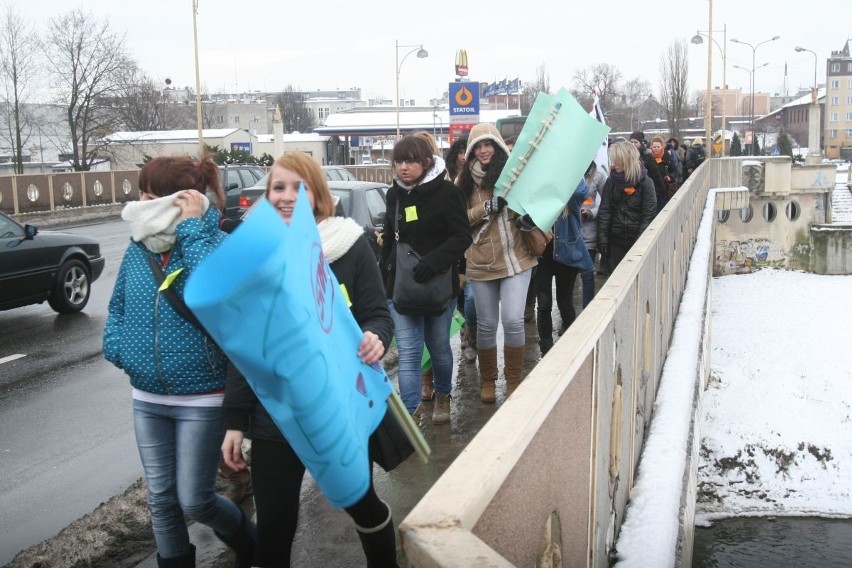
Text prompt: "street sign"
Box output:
[[449, 82, 479, 125]]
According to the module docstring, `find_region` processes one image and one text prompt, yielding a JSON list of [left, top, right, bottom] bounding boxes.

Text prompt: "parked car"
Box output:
[[0, 211, 105, 313], [220, 164, 266, 220], [235, 180, 388, 259], [322, 165, 358, 182], [235, 165, 359, 218]]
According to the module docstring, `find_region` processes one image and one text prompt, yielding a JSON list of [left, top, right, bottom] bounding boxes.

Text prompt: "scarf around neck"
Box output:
[[470, 159, 487, 187], [394, 155, 447, 191], [317, 216, 365, 263], [610, 171, 638, 196], [121, 193, 210, 253]]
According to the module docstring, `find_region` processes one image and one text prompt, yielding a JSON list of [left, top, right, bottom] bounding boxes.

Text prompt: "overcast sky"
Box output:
[[23, 0, 849, 108]]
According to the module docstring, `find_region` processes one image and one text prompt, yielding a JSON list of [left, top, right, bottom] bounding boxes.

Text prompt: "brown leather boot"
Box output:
[[420, 367, 434, 401], [478, 346, 498, 403], [504, 344, 526, 399]]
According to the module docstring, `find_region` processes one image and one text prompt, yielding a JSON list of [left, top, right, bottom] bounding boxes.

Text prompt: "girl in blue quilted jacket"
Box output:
[[103, 155, 256, 568]]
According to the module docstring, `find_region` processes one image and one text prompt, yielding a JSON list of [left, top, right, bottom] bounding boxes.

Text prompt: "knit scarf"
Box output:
[[470, 159, 487, 188], [317, 216, 365, 263], [121, 193, 210, 253], [610, 171, 638, 196]]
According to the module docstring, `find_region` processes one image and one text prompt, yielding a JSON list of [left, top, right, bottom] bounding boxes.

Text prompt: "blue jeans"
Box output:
[[464, 284, 477, 331], [133, 399, 242, 559], [581, 248, 597, 308], [388, 301, 455, 413], [471, 268, 533, 350]]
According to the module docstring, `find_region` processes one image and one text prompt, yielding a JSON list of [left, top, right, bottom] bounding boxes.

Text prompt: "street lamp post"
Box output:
[[795, 46, 821, 162], [733, 63, 768, 153], [692, 22, 727, 156], [731, 35, 780, 155], [191, 0, 204, 158], [395, 40, 429, 139]]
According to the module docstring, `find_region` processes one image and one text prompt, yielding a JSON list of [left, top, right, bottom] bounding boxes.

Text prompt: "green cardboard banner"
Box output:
[[496, 88, 610, 231]]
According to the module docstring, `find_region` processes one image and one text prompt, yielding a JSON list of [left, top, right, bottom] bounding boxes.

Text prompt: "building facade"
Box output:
[[824, 39, 852, 159]]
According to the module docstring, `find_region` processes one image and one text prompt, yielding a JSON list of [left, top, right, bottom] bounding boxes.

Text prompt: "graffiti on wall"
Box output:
[[714, 238, 788, 276], [810, 171, 830, 189]]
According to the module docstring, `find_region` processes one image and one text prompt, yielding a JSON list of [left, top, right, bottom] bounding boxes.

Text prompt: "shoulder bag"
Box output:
[[521, 226, 553, 257], [391, 201, 453, 316]]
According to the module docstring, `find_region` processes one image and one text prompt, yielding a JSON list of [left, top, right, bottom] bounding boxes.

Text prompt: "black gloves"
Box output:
[[413, 260, 435, 283], [515, 213, 536, 231], [599, 244, 609, 257], [483, 195, 507, 215]]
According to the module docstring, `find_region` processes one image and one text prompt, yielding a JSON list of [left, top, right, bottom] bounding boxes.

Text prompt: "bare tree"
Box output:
[[274, 86, 316, 133], [0, 5, 39, 173], [658, 39, 690, 139], [114, 66, 166, 131], [521, 63, 550, 115], [43, 9, 130, 170], [572, 63, 623, 111]]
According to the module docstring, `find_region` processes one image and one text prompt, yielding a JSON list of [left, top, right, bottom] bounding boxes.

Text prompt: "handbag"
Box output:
[[521, 226, 553, 257], [391, 201, 453, 316], [369, 409, 416, 472]]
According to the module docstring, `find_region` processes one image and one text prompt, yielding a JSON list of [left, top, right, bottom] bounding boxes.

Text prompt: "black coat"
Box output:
[[223, 233, 394, 441], [597, 175, 657, 247], [380, 173, 472, 301]]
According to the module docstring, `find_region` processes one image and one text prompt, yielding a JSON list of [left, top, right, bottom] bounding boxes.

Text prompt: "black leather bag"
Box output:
[[369, 410, 415, 472], [390, 200, 453, 316], [392, 241, 453, 316]]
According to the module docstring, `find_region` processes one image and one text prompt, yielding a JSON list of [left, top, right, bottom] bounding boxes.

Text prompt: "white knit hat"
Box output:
[[464, 122, 510, 161]]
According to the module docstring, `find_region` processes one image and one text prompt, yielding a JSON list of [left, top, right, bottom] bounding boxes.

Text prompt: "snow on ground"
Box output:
[[696, 269, 852, 522]]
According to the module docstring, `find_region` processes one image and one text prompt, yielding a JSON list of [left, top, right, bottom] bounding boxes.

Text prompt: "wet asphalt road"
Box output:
[[0, 217, 595, 566], [0, 220, 140, 566]]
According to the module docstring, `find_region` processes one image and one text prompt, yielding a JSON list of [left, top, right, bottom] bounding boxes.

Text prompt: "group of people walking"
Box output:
[[103, 122, 695, 567]]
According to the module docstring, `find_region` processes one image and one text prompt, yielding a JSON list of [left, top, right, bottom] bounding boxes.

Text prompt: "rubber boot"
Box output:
[[355, 502, 399, 568], [219, 459, 253, 503], [214, 507, 256, 568], [420, 367, 434, 401], [157, 544, 196, 568], [478, 346, 498, 403], [504, 344, 526, 399]]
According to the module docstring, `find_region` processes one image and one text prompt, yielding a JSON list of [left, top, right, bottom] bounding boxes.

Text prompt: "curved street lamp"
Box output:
[[730, 35, 780, 154], [795, 46, 821, 161], [395, 40, 429, 139], [795, 46, 819, 103], [692, 23, 727, 155]]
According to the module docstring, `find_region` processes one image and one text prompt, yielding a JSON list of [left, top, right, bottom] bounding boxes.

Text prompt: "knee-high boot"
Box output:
[[355, 502, 399, 568], [478, 346, 498, 403], [156, 544, 195, 568], [504, 344, 526, 398]]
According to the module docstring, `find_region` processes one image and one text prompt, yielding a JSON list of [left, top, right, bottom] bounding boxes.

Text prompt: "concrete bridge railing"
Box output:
[[399, 158, 753, 567]]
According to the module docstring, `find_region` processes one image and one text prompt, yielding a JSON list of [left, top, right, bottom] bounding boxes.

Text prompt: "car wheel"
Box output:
[[48, 259, 91, 313]]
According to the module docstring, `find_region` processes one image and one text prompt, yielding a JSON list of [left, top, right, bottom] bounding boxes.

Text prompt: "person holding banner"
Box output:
[[381, 135, 471, 423], [597, 141, 657, 273], [103, 154, 257, 568], [221, 152, 402, 567], [457, 123, 538, 402]]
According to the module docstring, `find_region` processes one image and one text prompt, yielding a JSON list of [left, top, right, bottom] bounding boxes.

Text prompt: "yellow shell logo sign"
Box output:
[[454, 86, 473, 106]]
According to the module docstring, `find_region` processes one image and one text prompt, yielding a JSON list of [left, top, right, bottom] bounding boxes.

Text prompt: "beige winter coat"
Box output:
[[465, 184, 538, 281]]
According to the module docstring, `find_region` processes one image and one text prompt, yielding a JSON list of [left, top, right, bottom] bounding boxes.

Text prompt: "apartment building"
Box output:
[[824, 39, 852, 160]]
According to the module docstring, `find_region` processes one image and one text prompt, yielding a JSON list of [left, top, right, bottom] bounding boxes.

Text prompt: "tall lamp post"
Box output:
[[395, 40, 428, 139], [733, 63, 768, 153], [692, 22, 727, 156], [795, 46, 821, 162], [191, 0, 204, 158], [731, 35, 780, 154]]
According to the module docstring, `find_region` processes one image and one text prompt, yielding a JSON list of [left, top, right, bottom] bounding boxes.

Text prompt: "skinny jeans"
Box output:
[[470, 268, 532, 350]]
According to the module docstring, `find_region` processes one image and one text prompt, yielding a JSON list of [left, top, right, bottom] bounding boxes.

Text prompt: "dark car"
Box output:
[[234, 180, 388, 259], [0, 211, 105, 313], [220, 164, 266, 220]]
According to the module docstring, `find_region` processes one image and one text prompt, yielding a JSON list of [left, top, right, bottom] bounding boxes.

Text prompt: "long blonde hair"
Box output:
[[608, 141, 642, 184]]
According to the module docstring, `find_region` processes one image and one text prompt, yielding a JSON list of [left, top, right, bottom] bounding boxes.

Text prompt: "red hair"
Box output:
[[138, 154, 225, 210]]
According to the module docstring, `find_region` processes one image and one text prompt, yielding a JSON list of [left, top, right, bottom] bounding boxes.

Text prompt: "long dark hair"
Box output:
[[444, 137, 467, 181], [456, 143, 508, 200]]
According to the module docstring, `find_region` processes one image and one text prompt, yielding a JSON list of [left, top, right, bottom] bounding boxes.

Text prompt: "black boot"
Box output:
[[355, 503, 399, 568], [157, 544, 196, 568], [215, 507, 256, 568]]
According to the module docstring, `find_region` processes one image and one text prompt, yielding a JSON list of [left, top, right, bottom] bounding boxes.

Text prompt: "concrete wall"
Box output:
[[399, 158, 757, 567], [714, 159, 836, 275], [0, 171, 139, 215]]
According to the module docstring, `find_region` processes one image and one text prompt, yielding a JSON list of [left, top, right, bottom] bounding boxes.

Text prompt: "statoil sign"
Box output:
[[448, 82, 479, 125]]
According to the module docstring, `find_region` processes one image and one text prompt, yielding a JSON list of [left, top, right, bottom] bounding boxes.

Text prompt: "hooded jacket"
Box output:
[[103, 206, 229, 395]]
